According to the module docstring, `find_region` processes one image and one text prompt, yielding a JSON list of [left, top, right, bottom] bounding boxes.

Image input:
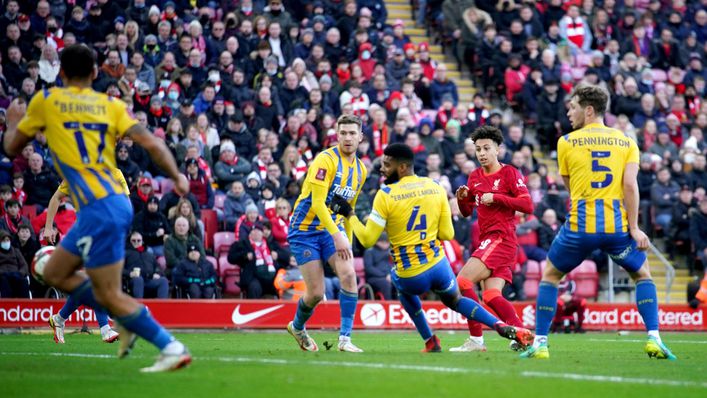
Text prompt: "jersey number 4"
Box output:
[[591, 151, 613, 189], [407, 206, 427, 240], [64, 122, 109, 164]]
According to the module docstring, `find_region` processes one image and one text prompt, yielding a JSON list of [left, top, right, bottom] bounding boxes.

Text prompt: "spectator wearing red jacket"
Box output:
[[265, 198, 290, 248]]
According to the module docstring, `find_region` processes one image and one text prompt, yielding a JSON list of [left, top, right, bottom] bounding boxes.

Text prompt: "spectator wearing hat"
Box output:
[[124, 231, 169, 299], [228, 222, 281, 299], [224, 111, 256, 162], [294, 27, 315, 61], [185, 158, 214, 210], [264, 0, 294, 31], [214, 140, 252, 191], [130, 177, 155, 215], [146, 96, 172, 130], [132, 195, 171, 257], [173, 243, 217, 299], [684, 54, 707, 86], [142, 34, 164, 67], [363, 232, 394, 299], [386, 46, 411, 87], [115, 143, 140, 190], [0, 229, 29, 298], [235, 202, 264, 242], [132, 80, 154, 114]]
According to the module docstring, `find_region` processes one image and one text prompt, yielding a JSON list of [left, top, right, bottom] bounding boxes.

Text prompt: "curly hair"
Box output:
[[470, 125, 504, 146]]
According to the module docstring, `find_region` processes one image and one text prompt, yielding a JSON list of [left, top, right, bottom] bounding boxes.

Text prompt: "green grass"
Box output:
[[1, 331, 706, 398]]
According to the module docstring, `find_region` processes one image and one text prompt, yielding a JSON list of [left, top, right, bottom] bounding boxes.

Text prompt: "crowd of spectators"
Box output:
[[0, 0, 705, 301]]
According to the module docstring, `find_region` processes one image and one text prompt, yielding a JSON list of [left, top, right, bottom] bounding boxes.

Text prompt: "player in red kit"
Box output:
[[450, 126, 534, 352]]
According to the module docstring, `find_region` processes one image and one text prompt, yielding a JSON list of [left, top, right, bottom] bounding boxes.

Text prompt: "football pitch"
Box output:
[[1, 331, 705, 398]]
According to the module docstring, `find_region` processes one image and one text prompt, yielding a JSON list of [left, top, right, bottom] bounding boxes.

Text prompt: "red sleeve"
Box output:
[[508, 166, 531, 198], [493, 193, 534, 214], [459, 171, 476, 217]]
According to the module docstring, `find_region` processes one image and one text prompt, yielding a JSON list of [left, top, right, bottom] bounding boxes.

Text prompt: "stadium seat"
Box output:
[[568, 260, 599, 300], [523, 279, 540, 300], [218, 252, 237, 277], [525, 260, 541, 280], [524, 260, 543, 300], [201, 209, 218, 251], [222, 267, 242, 297], [214, 232, 235, 257], [214, 194, 226, 210], [206, 255, 218, 271], [353, 257, 374, 299]]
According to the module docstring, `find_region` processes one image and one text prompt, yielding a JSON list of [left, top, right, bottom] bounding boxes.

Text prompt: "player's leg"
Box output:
[[288, 259, 324, 351], [483, 277, 523, 328], [452, 257, 490, 351], [328, 250, 362, 353], [390, 269, 439, 352], [435, 259, 534, 348], [95, 309, 119, 343], [611, 234, 677, 360]]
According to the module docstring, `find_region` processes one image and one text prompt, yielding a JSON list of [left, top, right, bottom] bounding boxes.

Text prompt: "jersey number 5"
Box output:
[[64, 122, 109, 164], [591, 151, 613, 189], [407, 206, 427, 240]]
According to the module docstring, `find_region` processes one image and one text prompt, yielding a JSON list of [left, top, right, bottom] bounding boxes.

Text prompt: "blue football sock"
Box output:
[[116, 306, 174, 350], [339, 289, 358, 337], [455, 297, 500, 328], [68, 279, 106, 313], [292, 297, 314, 331], [636, 279, 659, 331], [399, 293, 433, 341], [535, 282, 559, 337], [95, 310, 110, 328], [59, 294, 80, 320]]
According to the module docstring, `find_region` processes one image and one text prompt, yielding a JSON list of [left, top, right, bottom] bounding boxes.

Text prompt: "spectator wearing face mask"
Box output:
[[0, 229, 29, 298]]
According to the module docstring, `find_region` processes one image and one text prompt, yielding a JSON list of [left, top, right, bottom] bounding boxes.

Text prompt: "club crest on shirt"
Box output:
[[516, 178, 526, 188], [492, 179, 501, 190], [315, 168, 327, 181]]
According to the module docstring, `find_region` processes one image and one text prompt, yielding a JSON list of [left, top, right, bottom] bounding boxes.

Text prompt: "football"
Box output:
[[31, 246, 55, 285]]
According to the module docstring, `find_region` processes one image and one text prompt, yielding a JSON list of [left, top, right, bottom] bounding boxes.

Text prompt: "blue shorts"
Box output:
[[391, 258, 457, 296], [548, 226, 647, 274], [61, 194, 133, 268], [289, 228, 344, 266]]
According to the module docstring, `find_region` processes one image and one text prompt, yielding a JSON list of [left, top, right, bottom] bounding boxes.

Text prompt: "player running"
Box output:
[[451, 126, 534, 352], [286, 114, 367, 353], [3, 44, 192, 372], [521, 84, 676, 360], [45, 168, 128, 344], [329, 143, 534, 352]]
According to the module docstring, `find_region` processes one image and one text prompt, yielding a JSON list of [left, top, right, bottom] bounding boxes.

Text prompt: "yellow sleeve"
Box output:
[[558, 135, 569, 176], [57, 180, 70, 196], [306, 152, 336, 188], [438, 193, 455, 241], [310, 182, 341, 235], [344, 159, 369, 242], [626, 137, 640, 165], [348, 191, 387, 248], [113, 99, 139, 138], [16, 92, 46, 137], [112, 169, 130, 195]]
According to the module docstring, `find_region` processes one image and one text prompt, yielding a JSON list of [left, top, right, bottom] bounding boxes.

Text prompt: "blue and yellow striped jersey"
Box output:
[[558, 123, 640, 234], [290, 146, 367, 232], [368, 175, 449, 277], [17, 87, 137, 211], [58, 168, 130, 202]]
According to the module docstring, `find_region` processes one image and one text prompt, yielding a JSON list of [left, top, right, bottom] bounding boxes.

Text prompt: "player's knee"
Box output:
[[541, 261, 564, 283], [456, 275, 474, 292], [92, 286, 123, 309], [440, 292, 460, 309], [308, 293, 324, 305]]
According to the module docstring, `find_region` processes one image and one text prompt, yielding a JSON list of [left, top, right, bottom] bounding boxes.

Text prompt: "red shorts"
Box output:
[[471, 234, 517, 283]]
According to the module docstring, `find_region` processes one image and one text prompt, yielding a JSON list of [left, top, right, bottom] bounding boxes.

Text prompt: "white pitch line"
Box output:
[[588, 338, 707, 345], [521, 371, 707, 389], [0, 351, 704, 389]]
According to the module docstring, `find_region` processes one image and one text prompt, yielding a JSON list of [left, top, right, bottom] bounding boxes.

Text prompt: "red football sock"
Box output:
[[457, 276, 483, 337], [483, 289, 523, 328]]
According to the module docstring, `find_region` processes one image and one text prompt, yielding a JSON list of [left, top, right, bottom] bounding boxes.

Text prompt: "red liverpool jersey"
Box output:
[[460, 164, 532, 242]]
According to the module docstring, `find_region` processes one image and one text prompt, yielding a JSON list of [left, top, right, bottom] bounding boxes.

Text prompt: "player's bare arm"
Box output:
[[2, 99, 31, 157], [44, 189, 69, 245], [623, 162, 649, 250], [125, 124, 189, 195]]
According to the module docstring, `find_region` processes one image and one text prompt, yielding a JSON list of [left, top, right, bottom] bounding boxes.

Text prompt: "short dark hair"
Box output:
[[571, 84, 609, 115], [336, 114, 362, 130], [18, 223, 32, 232], [60, 44, 96, 80], [383, 143, 414, 165], [470, 125, 504, 146]]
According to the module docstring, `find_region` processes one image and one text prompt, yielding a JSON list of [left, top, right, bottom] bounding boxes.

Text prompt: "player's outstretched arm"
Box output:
[[438, 197, 455, 241], [3, 99, 32, 157], [43, 188, 68, 245], [455, 185, 475, 217], [125, 124, 188, 195], [623, 162, 649, 250], [330, 194, 385, 248]]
